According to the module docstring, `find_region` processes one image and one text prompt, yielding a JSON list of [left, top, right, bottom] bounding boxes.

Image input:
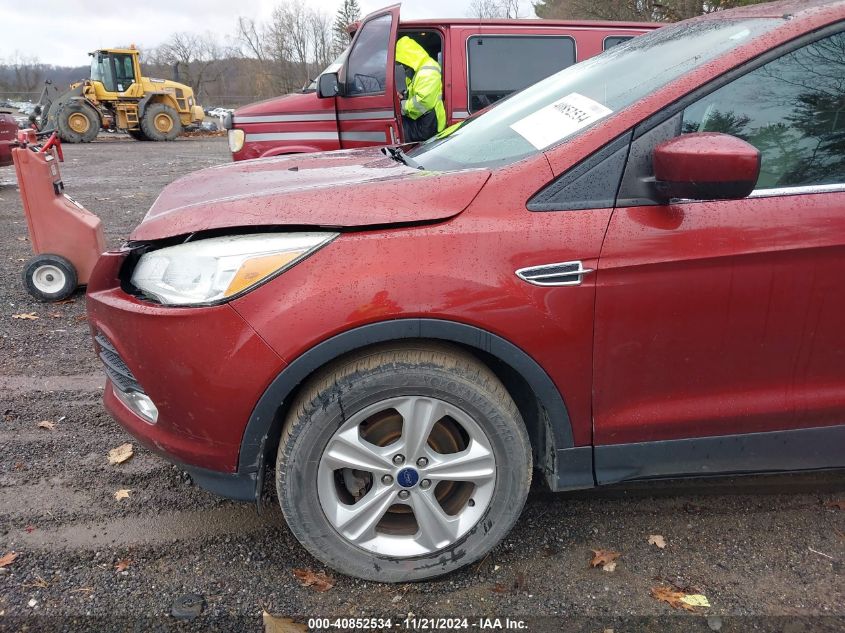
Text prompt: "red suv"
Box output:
[[87, 0, 845, 582]]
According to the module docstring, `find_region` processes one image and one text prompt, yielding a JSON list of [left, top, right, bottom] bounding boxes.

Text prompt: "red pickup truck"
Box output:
[[226, 6, 658, 161]]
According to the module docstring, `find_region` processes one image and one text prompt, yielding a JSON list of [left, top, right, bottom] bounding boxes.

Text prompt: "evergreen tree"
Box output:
[[533, 0, 770, 22], [333, 0, 362, 54]]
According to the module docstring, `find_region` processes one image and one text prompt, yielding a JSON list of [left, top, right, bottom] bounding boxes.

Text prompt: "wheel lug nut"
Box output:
[[398, 490, 410, 499], [381, 474, 393, 485], [420, 479, 431, 490], [392, 454, 405, 465], [416, 457, 428, 467]]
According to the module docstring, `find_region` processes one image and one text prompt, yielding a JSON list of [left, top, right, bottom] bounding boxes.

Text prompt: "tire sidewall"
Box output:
[[141, 103, 182, 141], [58, 103, 99, 143], [22, 254, 77, 302], [278, 361, 532, 582]]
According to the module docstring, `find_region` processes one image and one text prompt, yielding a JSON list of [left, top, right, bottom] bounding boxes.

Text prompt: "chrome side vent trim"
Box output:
[[515, 261, 594, 287]]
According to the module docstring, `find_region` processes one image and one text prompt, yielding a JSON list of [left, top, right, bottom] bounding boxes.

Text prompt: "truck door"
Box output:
[[93, 52, 138, 97], [336, 5, 401, 148]]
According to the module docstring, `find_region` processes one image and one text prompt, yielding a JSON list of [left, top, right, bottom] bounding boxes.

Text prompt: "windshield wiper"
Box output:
[[382, 145, 423, 170]]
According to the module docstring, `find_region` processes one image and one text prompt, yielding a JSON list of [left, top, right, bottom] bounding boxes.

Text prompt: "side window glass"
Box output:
[[101, 58, 116, 92], [681, 31, 845, 189], [344, 14, 392, 96], [467, 36, 575, 113], [603, 36, 632, 50], [115, 55, 134, 92]]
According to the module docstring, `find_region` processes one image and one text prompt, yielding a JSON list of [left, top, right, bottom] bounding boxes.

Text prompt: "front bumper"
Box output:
[[86, 250, 285, 491]]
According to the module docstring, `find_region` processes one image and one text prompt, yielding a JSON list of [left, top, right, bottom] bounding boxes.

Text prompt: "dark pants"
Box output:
[[402, 110, 438, 142]]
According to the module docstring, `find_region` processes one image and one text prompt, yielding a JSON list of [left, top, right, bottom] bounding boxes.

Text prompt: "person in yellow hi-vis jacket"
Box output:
[[395, 36, 446, 142]]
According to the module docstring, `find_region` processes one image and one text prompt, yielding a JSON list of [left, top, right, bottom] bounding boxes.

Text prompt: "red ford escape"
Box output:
[[88, 0, 845, 582], [225, 6, 658, 161]]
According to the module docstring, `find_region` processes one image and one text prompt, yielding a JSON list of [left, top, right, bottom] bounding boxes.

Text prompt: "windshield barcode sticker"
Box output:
[[510, 93, 613, 150]]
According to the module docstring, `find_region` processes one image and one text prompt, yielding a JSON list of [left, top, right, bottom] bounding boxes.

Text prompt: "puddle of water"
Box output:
[[11, 504, 285, 549], [0, 481, 93, 516], [0, 373, 105, 393]]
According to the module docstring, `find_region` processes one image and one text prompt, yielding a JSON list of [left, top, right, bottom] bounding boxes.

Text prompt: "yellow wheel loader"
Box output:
[[38, 47, 205, 143]]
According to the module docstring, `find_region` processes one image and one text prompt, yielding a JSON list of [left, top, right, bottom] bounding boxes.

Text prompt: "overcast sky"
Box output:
[[3, 1, 535, 67]]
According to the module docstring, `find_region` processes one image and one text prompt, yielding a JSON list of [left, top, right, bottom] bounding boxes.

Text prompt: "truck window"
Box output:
[[344, 13, 393, 96], [604, 36, 634, 50], [467, 35, 575, 113], [98, 55, 117, 93], [112, 55, 135, 93]]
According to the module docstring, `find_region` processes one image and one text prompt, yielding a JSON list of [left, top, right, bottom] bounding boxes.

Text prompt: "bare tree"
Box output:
[[274, 1, 311, 89], [0, 52, 46, 95], [501, 0, 525, 18], [470, 0, 528, 18], [310, 11, 334, 70], [236, 17, 268, 63], [469, 0, 503, 18], [149, 32, 232, 102], [235, 0, 333, 94]]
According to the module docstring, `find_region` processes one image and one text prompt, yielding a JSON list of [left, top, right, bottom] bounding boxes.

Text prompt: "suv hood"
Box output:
[[131, 148, 490, 241]]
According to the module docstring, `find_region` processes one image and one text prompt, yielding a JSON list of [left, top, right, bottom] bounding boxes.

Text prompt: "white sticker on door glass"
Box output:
[[510, 93, 613, 150]]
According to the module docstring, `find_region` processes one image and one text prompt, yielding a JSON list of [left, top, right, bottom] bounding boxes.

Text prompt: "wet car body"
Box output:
[[87, 0, 845, 581]]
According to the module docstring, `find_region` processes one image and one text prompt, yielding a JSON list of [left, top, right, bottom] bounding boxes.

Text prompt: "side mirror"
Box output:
[[317, 72, 339, 99], [653, 132, 760, 201]]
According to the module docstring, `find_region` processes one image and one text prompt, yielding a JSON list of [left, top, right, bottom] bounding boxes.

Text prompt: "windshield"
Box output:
[[409, 17, 783, 170], [306, 47, 350, 91]]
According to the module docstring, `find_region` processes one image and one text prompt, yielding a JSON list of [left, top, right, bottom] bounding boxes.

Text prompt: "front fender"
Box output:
[[235, 319, 590, 495]]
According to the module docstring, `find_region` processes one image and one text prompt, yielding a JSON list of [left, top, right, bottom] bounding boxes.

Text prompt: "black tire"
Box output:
[[276, 342, 532, 582], [22, 254, 78, 302], [39, 100, 53, 130], [140, 103, 182, 141], [56, 102, 99, 143], [127, 129, 151, 141]]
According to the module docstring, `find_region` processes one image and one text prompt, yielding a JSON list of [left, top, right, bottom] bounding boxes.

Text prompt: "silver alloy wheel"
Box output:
[[31, 264, 67, 294], [317, 395, 497, 557]]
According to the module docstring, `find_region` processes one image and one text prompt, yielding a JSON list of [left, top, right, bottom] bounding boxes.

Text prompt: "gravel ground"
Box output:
[[0, 137, 843, 632]]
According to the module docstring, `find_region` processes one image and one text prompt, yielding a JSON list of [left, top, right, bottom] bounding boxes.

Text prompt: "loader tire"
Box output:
[[128, 129, 151, 141], [140, 103, 182, 141], [57, 103, 99, 143]]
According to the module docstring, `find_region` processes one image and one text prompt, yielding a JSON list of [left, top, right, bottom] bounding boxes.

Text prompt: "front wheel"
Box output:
[[22, 254, 78, 301], [57, 103, 99, 143], [276, 343, 532, 582]]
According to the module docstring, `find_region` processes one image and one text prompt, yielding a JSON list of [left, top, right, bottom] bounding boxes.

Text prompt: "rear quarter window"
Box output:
[[467, 35, 576, 113], [604, 36, 634, 50]]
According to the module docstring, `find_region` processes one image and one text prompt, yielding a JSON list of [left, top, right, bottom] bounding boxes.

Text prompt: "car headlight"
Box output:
[[130, 232, 337, 306], [228, 128, 244, 152]]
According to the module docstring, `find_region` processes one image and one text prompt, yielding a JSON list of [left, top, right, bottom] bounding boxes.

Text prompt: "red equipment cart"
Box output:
[[13, 130, 105, 301]]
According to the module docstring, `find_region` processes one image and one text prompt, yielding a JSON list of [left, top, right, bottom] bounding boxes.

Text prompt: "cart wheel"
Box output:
[[22, 254, 78, 302]]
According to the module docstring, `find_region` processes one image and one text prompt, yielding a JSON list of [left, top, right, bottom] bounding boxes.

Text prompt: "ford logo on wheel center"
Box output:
[[396, 468, 420, 489]]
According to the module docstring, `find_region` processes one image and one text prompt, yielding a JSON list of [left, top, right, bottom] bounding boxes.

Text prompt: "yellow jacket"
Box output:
[[396, 36, 446, 132]]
